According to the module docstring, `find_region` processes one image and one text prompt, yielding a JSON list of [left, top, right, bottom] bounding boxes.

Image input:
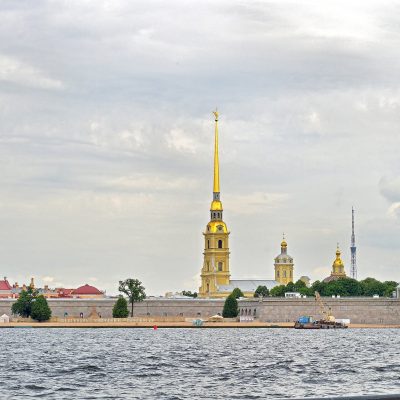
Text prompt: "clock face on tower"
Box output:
[[217, 225, 223, 231]]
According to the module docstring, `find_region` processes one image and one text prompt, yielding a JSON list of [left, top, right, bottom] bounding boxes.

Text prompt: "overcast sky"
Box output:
[[0, 0, 399, 295]]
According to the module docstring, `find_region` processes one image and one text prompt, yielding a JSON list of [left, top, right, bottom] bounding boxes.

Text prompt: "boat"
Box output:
[[294, 316, 348, 329], [294, 292, 348, 329]]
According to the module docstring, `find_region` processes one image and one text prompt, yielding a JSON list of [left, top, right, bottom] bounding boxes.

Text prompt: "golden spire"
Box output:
[[281, 233, 287, 248], [213, 110, 219, 194]]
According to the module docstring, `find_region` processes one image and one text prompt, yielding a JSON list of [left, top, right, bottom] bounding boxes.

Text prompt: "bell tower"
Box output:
[[274, 235, 294, 285], [199, 111, 230, 298]]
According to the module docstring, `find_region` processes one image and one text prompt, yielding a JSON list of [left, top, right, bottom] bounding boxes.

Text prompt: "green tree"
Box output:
[[118, 279, 146, 317], [311, 280, 326, 296], [182, 291, 198, 298], [112, 296, 129, 318], [254, 285, 269, 298], [360, 278, 384, 296], [30, 295, 52, 322], [222, 295, 238, 318], [231, 288, 244, 298], [285, 282, 295, 292], [294, 279, 306, 290], [270, 285, 286, 297], [11, 287, 37, 318], [382, 281, 398, 297]]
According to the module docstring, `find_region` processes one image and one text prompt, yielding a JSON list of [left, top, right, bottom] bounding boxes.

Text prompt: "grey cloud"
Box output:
[[0, 1, 400, 294]]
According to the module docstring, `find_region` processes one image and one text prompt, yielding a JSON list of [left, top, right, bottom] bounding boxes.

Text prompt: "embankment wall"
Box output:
[[0, 297, 399, 324]]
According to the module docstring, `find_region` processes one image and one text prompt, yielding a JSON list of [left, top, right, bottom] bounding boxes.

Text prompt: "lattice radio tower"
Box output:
[[350, 207, 357, 280]]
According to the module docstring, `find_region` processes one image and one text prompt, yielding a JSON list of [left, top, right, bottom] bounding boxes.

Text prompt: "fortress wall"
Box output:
[[240, 298, 400, 324], [0, 297, 399, 324]]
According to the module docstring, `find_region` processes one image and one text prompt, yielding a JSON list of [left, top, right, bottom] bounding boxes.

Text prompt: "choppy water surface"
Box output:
[[0, 328, 399, 399]]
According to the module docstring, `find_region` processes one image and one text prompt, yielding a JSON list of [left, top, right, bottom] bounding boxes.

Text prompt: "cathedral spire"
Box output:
[[210, 110, 223, 218], [213, 110, 220, 194]]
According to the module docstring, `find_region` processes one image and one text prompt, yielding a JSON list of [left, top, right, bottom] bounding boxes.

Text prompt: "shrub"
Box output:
[[254, 285, 269, 298], [30, 295, 52, 322], [231, 288, 244, 299], [222, 295, 238, 318], [113, 297, 129, 318]]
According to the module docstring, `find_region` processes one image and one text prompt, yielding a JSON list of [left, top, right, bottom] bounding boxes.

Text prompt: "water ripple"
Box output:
[[0, 328, 400, 399]]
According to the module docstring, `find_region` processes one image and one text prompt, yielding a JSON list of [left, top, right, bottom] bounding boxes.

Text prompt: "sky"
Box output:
[[0, 0, 399, 295]]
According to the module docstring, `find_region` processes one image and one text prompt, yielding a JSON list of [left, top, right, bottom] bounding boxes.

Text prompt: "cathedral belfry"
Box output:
[[199, 111, 231, 297]]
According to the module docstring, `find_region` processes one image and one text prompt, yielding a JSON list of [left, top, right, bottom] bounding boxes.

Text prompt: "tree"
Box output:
[[11, 287, 37, 318], [30, 295, 52, 322], [222, 295, 238, 318], [113, 296, 129, 318], [285, 282, 295, 292], [270, 285, 286, 297], [182, 291, 198, 298], [383, 281, 398, 297], [118, 279, 146, 317], [254, 285, 269, 298], [231, 288, 244, 299]]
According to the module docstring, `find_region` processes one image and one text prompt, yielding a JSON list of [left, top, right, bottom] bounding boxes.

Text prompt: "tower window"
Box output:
[[213, 213, 216, 218], [207, 240, 210, 249], [207, 261, 210, 271], [218, 240, 223, 248], [218, 262, 223, 271], [207, 283, 210, 293]]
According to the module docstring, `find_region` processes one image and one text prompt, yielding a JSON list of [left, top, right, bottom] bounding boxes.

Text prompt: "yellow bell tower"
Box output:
[[274, 235, 294, 285], [199, 111, 230, 298]]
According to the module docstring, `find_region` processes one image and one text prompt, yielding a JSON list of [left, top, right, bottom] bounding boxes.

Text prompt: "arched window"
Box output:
[[284, 271, 287, 278], [207, 240, 210, 249], [213, 212, 216, 218], [218, 240, 223, 248], [206, 283, 210, 293], [218, 262, 223, 271], [254, 309, 256, 316]]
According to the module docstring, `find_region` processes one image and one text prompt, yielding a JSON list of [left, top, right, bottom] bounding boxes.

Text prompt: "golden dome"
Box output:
[[206, 221, 228, 233], [210, 200, 223, 211], [333, 246, 344, 268]]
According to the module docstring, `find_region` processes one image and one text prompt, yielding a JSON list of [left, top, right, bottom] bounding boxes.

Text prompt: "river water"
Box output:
[[0, 328, 399, 399]]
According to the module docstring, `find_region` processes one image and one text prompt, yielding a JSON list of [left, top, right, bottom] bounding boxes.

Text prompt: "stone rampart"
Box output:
[[0, 297, 399, 324]]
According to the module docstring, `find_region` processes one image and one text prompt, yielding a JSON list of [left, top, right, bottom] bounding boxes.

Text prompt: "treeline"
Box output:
[[269, 278, 398, 298]]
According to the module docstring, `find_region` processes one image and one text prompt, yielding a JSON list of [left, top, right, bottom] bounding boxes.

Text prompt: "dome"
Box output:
[[72, 284, 102, 295], [333, 246, 344, 267], [275, 254, 293, 264], [206, 221, 228, 233], [210, 200, 223, 211]]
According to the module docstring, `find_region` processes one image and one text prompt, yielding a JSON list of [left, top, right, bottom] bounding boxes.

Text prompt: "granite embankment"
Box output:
[[1, 297, 400, 325]]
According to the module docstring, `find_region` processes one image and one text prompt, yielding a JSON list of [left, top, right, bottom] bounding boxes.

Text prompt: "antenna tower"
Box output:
[[350, 207, 357, 280]]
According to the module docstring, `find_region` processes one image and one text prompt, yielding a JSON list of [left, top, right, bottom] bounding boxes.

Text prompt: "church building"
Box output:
[[198, 112, 278, 298], [323, 245, 346, 282], [274, 236, 294, 285]]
